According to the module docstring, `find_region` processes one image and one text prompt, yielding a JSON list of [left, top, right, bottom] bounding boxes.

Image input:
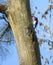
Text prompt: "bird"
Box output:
[[33, 17, 38, 28]]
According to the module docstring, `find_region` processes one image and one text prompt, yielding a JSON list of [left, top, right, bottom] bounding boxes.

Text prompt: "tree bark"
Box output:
[[7, 0, 41, 65]]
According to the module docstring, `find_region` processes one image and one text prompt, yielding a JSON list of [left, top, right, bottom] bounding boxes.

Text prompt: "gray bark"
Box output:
[[7, 0, 41, 65]]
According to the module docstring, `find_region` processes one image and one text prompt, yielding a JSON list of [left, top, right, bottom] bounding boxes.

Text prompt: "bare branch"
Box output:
[[42, 5, 53, 19]]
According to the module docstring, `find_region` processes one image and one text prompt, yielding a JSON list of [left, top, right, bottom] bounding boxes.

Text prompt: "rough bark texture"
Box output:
[[7, 0, 41, 65]]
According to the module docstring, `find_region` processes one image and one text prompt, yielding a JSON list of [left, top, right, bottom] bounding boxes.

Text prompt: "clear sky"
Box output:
[[30, 0, 53, 65]]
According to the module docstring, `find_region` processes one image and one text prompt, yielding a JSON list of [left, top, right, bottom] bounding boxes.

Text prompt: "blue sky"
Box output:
[[0, 0, 53, 65], [30, 0, 53, 65]]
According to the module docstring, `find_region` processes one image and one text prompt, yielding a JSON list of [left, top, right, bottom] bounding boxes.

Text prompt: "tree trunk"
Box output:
[[8, 0, 41, 65]]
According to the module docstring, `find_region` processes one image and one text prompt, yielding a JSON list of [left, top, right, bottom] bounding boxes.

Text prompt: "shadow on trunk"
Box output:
[[32, 30, 41, 65], [25, 1, 41, 65]]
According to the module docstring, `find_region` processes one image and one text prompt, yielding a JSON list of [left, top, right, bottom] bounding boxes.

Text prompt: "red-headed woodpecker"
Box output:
[[33, 17, 38, 28]]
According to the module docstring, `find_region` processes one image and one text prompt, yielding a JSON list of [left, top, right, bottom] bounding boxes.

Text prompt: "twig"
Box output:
[[0, 39, 14, 42]]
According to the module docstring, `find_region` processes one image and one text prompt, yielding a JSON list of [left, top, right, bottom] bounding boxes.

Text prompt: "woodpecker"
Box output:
[[33, 17, 38, 28]]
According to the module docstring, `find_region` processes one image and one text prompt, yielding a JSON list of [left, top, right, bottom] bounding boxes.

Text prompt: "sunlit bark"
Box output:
[[7, 0, 41, 65]]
